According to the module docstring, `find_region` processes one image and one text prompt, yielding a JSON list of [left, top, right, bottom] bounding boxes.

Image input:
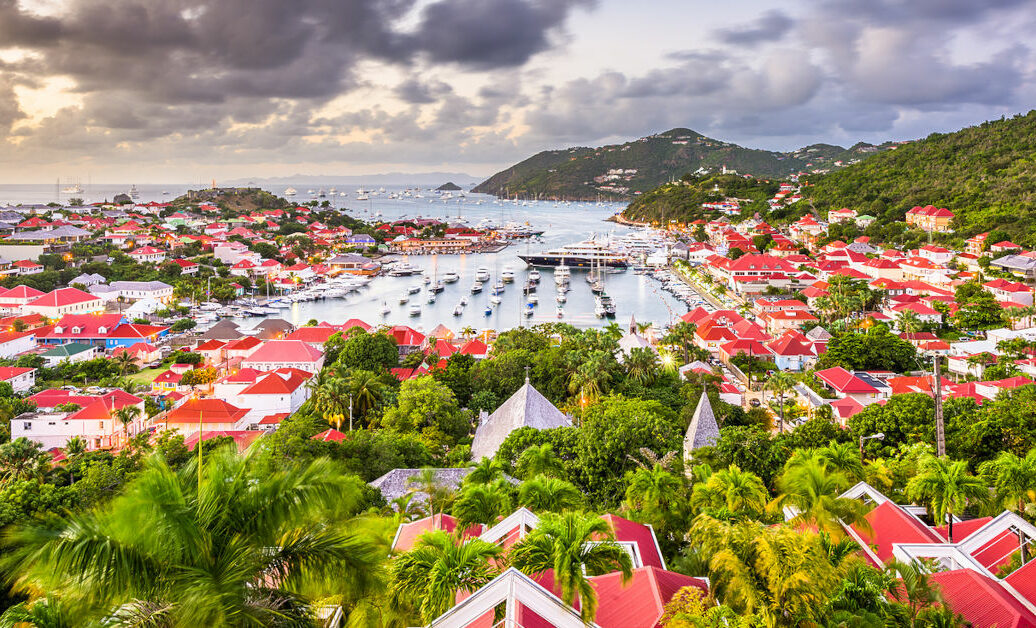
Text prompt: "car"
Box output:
[[85, 386, 104, 394], [749, 398, 761, 407]]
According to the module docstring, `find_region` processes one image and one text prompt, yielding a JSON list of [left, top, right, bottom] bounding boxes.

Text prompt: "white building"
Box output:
[[0, 366, 35, 392], [0, 329, 36, 359]]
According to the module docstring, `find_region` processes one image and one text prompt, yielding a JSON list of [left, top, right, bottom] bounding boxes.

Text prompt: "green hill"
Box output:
[[474, 129, 889, 201], [803, 111, 1036, 244], [622, 174, 779, 224]]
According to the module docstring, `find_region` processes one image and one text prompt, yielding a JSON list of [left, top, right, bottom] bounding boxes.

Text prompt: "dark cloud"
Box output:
[[718, 10, 794, 46], [395, 78, 454, 104]]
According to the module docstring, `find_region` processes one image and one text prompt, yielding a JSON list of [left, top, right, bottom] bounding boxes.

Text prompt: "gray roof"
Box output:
[[471, 380, 571, 461], [71, 273, 106, 286], [9, 225, 91, 240], [369, 468, 476, 503], [110, 280, 173, 291], [993, 254, 1036, 272], [252, 318, 294, 337], [197, 320, 244, 340], [683, 392, 720, 456], [805, 326, 832, 342]]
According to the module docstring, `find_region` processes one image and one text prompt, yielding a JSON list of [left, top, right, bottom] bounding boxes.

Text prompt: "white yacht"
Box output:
[[554, 265, 571, 283], [408, 304, 421, 316], [284, 187, 297, 197], [500, 266, 516, 283], [519, 237, 629, 269], [443, 271, 460, 283], [475, 267, 491, 282], [399, 293, 409, 304]]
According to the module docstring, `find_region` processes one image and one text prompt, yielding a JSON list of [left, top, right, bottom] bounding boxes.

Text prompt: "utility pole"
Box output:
[[348, 395, 353, 432], [934, 355, 945, 457]]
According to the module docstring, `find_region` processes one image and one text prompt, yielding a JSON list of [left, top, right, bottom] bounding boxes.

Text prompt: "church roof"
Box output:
[[683, 391, 720, 456], [470, 378, 571, 461]]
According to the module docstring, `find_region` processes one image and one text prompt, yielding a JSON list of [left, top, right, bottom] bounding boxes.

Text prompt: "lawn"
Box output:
[[126, 366, 169, 385]]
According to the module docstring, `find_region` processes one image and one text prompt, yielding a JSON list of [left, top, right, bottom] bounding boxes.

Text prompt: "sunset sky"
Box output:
[[0, 0, 1034, 183]]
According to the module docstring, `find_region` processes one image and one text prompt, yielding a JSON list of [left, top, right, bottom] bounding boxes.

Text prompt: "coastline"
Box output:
[[606, 212, 648, 227]]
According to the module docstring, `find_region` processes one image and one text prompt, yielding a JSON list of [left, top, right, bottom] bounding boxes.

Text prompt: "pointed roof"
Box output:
[[471, 379, 571, 461], [683, 392, 719, 455]]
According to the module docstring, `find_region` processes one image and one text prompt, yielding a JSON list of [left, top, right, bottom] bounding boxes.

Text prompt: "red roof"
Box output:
[[930, 570, 1036, 628], [244, 340, 323, 364], [183, 430, 263, 452], [28, 287, 98, 308], [166, 398, 248, 425], [0, 366, 34, 380], [1005, 556, 1036, 608], [224, 335, 262, 352], [195, 339, 226, 352], [589, 567, 708, 628], [815, 367, 879, 394], [312, 428, 348, 442], [239, 370, 310, 395], [767, 330, 815, 357], [458, 339, 489, 356], [48, 313, 124, 338], [285, 326, 339, 344], [392, 514, 484, 553], [107, 323, 169, 339], [600, 514, 665, 569], [852, 501, 943, 564], [389, 326, 425, 347]]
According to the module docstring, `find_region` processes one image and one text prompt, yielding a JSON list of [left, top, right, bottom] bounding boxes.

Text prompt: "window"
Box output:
[[22, 422, 31, 431]]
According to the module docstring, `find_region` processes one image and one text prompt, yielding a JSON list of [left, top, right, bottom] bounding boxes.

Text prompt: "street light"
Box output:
[[859, 432, 884, 459]]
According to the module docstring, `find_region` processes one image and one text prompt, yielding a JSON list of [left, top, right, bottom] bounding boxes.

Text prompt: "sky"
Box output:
[[0, 0, 1034, 183]]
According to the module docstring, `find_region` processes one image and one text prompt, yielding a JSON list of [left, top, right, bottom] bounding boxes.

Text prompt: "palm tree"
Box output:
[[764, 371, 796, 432], [516, 443, 564, 479], [624, 347, 659, 386], [887, 560, 943, 628], [0, 438, 51, 484], [346, 369, 388, 423], [461, 326, 477, 340], [690, 464, 768, 520], [62, 436, 87, 483], [907, 455, 989, 542], [980, 448, 1036, 514], [2, 448, 381, 625], [624, 464, 685, 534], [390, 530, 501, 623], [897, 310, 922, 334], [0, 596, 75, 628], [465, 457, 506, 485], [661, 322, 697, 364], [308, 369, 350, 428], [452, 482, 512, 529], [113, 404, 141, 446], [410, 467, 452, 518], [112, 351, 138, 376], [511, 512, 633, 624], [817, 440, 864, 482], [603, 322, 623, 340], [518, 475, 582, 512], [775, 456, 869, 535]]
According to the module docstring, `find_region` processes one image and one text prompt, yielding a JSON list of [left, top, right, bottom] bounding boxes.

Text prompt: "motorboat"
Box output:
[[409, 304, 421, 316], [556, 292, 566, 303], [494, 280, 505, 291], [453, 305, 464, 316], [471, 281, 483, 294], [555, 307, 564, 318], [490, 295, 502, 305], [380, 302, 391, 315], [527, 294, 538, 304], [443, 271, 460, 283], [399, 293, 410, 304], [501, 266, 516, 282], [460, 296, 469, 306], [431, 281, 445, 293], [408, 285, 422, 294], [427, 293, 437, 304], [524, 308, 534, 317], [554, 265, 571, 283], [475, 267, 491, 282], [484, 306, 493, 316]]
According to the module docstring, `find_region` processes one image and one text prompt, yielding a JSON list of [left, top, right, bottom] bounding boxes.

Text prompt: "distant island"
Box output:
[[436, 182, 462, 191], [472, 128, 892, 201]]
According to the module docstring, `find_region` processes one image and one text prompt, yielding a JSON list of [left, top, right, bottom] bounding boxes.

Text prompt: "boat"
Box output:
[[408, 285, 422, 294], [409, 304, 421, 316], [528, 269, 541, 282], [61, 182, 84, 194], [128, 185, 140, 200], [475, 267, 491, 282], [284, 187, 297, 197], [399, 293, 409, 304], [443, 271, 460, 283], [524, 308, 534, 317], [431, 281, 445, 293], [555, 307, 565, 318], [490, 295, 502, 305], [556, 292, 566, 303], [427, 293, 437, 304], [501, 266, 516, 282], [494, 280, 505, 291], [594, 299, 607, 318], [520, 238, 629, 268], [484, 306, 493, 316], [388, 263, 420, 277], [527, 294, 538, 304], [453, 305, 464, 316], [460, 296, 469, 306], [380, 302, 391, 315], [470, 281, 483, 294], [600, 294, 617, 318], [554, 265, 571, 283], [523, 280, 537, 293]]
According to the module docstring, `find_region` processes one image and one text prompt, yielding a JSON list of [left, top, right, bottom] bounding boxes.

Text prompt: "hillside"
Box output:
[[622, 174, 779, 224], [803, 111, 1036, 244], [173, 187, 292, 212], [473, 129, 887, 200]]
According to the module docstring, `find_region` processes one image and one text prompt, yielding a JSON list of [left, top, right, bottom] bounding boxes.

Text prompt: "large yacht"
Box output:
[[518, 238, 629, 269]]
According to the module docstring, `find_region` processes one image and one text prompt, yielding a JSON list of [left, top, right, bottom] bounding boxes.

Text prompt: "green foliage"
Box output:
[[817, 325, 918, 372], [380, 376, 471, 454], [624, 175, 779, 224], [335, 331, 399, 371], [804, 111, 1036, 244]]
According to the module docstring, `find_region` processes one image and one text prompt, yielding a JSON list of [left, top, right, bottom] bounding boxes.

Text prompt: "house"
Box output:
[[12, 260, 43, 275], [127, 246, 167, 263], [111, 342, 161, 366], [767, 330, 819, 371], [168, 259, 199, 275], [105, 324, 169, 349], [0, 366, 35, 393], [389, 326, 426, 356], [159, 397, 250, 436], [42, 313, 125, 347], [228, 369, 313, 429], [965, 233, 989, 256], [22, 288, 105, 318], [109, 281, 175, 303], [40, 342, 98, 366], [0, 329, 37, 359], [470, 376, 571, 461], [759, 309, 819, 335], [992, 254, 1036, 283], [813, 367, 891, 412], [241, 340, 325, 373], [905, 205, 954, 232], [0, 286, 46, 313], [984, 279, 1034, 306], [14, 389, 145, 450]]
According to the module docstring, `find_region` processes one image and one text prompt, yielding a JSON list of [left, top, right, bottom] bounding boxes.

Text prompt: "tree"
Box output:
[[113, 405, 141, 445], [517, 475, 582, 512], [624, 464, 686, 537], [817, 325, 917, 372], [381, 376, 471, 452], [345, 369, 390, 423], [452, 481, 512, 528], [517, 443, 565, 479], [309, 369, 350, 429], [690, 464, 768, 520], [336, 331, 399, 371], [764, 371, 796, 432], [817, 440, 864, 482], [907, 454, 989, 541], [625, 347, 660, 386], [775, 454, 869, 535], [887, 560, 943, 628], [112, 352, 138, 376], [981, 449, 1036, 563], [465, 457, 506, 485], [511, 512, 633, 624], [391, 530, 501, 623], [2, 449, 380, 625], [62, 436, 87, 483], [0, 438, 50, 484]]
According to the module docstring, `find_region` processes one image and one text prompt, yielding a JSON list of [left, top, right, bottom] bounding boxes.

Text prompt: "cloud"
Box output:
[[394, 78, 454, 104], [718, 10, 794, 46]]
